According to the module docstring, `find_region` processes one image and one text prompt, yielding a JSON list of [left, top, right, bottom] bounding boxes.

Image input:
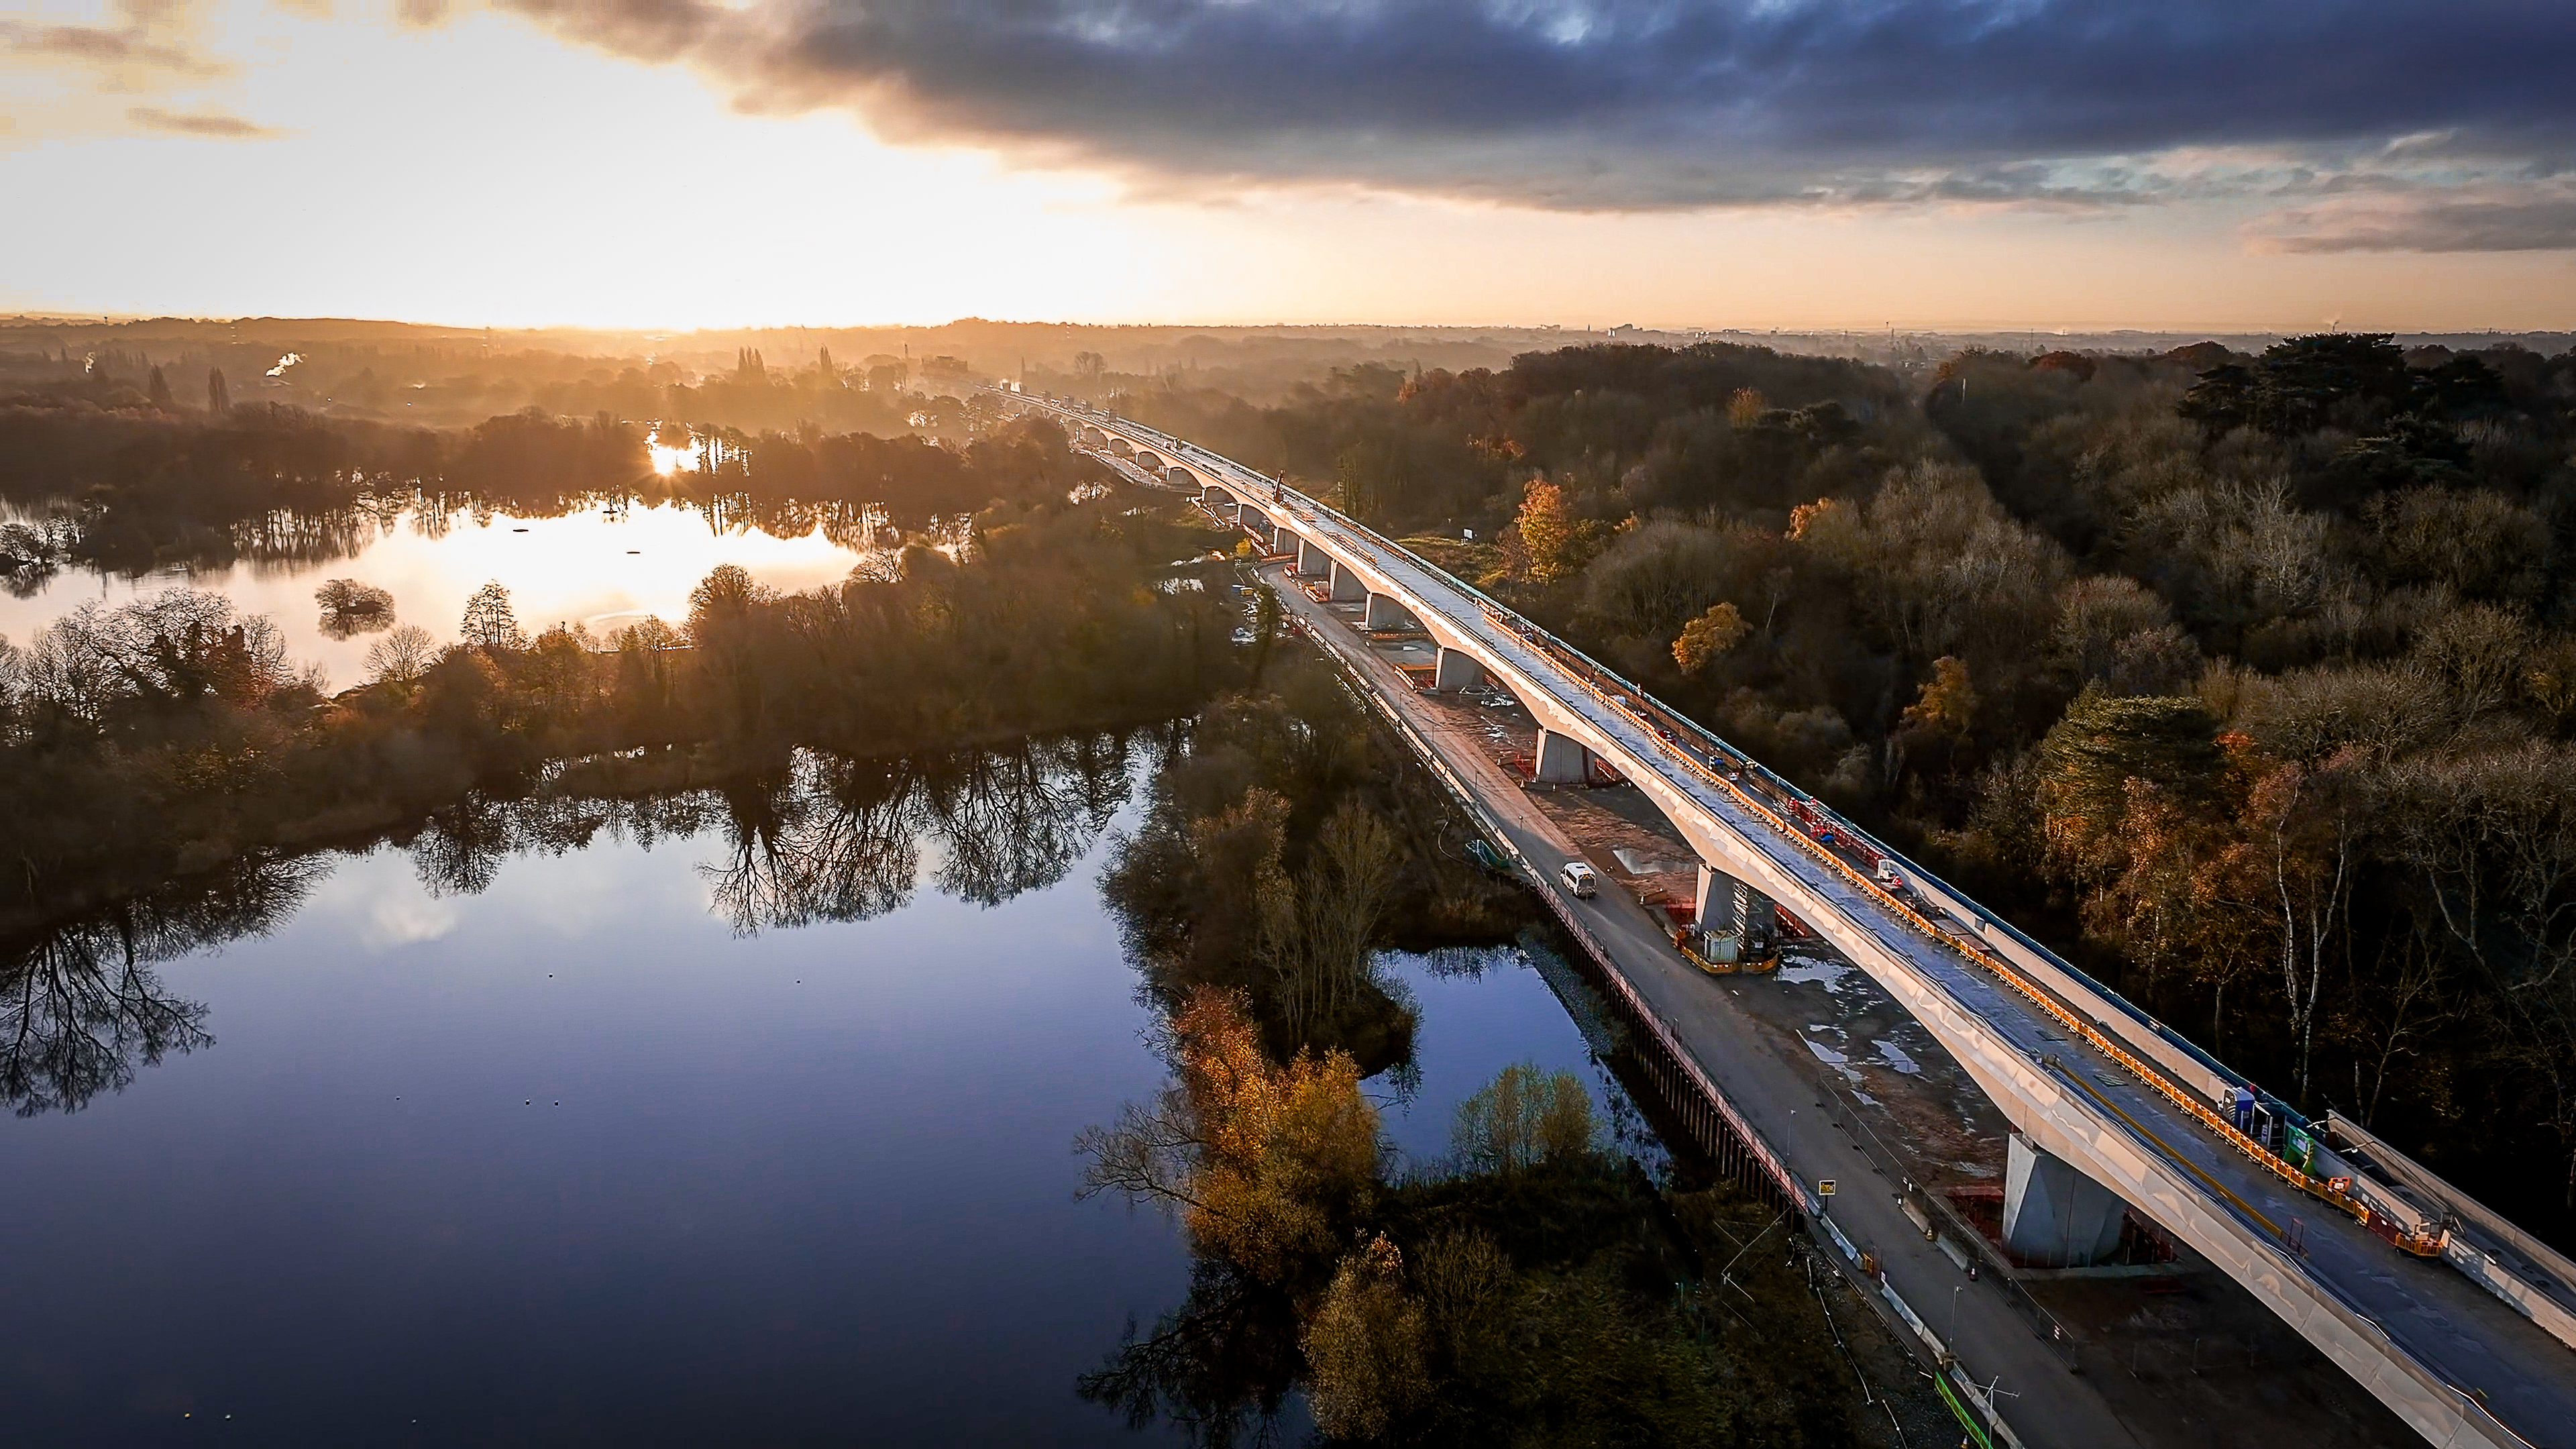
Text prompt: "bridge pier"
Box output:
[[1434, 647, 1483, 690], [1534, 728, 1593, 784], [1694, 866, 1776, 947], [1199, 484, 1226, 506], [1296, 538, 1330, 576], [1363, 592, 1412, 630], [2004, 1132, 2130, 1267], [1329, 561, 1367, 602]]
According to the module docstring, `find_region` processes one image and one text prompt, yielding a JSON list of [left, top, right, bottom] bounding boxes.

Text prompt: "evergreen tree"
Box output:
[[146, 365, 174, 411], [207, 368, 229, 415]]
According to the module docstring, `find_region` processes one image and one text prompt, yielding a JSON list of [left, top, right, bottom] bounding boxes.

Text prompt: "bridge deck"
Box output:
[[1026, 398, 2576, 1448]]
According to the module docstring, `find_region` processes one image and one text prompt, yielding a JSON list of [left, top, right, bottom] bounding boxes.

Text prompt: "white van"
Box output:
[[1562, 861, 1599, 898], [1874, 859, 1904, 892]]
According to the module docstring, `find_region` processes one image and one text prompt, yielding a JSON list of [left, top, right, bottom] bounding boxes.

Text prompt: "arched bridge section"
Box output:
[[1003, 392, 2576, 1449]]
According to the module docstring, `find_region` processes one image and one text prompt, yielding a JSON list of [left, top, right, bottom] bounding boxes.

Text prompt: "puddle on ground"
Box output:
[[1802, 1033, 1864, 1084], [1776, 957, 1856, 988]]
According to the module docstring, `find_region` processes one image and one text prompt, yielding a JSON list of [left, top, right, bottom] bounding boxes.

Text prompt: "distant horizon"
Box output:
[[9, 312, 2572, 346]]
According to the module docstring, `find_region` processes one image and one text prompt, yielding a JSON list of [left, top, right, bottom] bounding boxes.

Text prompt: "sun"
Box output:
[[647, 425, 693, 476]]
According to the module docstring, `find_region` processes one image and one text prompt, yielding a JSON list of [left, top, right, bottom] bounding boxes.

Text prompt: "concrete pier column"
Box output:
[[2003, 1133, 2129, 1266], [1695, 865, 1737, 930], [1329, 561, 1367, 602], [1534, 728, 1593, 784], [1434, 647, 1483, 691], [1250, 521, 1281, 553], [1696, 867, 1777, 944], [1297, 538, 1330, 576], [1199, 484, 1226, 506], [1363, 593, 1411, 630]]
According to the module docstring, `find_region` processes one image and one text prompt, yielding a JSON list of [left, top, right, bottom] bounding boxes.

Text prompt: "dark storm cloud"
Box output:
[[495, 0, 2576, 227]]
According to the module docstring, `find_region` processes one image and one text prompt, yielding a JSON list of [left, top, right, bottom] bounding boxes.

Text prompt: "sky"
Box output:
[[5, 0, 2574, 332]]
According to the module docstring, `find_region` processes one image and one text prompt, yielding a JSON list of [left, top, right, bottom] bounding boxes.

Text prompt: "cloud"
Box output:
[[125, 104, 279, 138], [0, 19, 220, 73], [2252, 181, 2576, 253], [360, 894, 458, 951], [483, 0, 2576, 225]]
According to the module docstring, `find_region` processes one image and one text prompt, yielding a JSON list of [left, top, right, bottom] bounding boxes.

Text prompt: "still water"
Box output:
[[0, 500, 867, 687], [1, 751, 1617, 1445]]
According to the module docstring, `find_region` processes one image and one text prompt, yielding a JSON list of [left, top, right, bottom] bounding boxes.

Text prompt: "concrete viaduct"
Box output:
[[1009, 390, 2576, 1449]]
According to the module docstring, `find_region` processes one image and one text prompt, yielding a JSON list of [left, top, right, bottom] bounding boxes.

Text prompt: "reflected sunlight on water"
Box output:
[[646, 424, 693, 476], [0, 500, 863, 691]]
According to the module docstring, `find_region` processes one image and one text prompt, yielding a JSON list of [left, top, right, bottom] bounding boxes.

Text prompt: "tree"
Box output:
[[1073, 350, 1107, 382], [1900, 655, 1978, 739], [1670, 602, 1747, 675], [365, 625, 439, 685], [145, 365, 174, 411], [1264, 800, 1401, 1038], [1075, 987, 1382, 1287], [2210, 757, 2362, 1107], [315, 579, 395, 639], [2410, 601, 2529, 724], [1451, 1062, 1594, 1173], [2177, 363, 2255, 435], [459, 580, 526, 651], [206, 368, 229, 415], [686, 562, 765, 637], [1582, 519, 1746, 637], [1515, 479, 1582, 583], [2257, 332, 2411, 434], [2037, 688, 2225, 873], [1302, 1234, 1430, 1439], [2050, 576, 2173, 684]]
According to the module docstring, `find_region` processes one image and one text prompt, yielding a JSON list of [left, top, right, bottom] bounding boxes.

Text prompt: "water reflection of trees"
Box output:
[[0, 851, 325, 1116], [397, 735, 1133, 934], [0, 735, 1132, 1112], [700, 735, 1133, 932], [1080, 1260, 1302, 1449], [405, 776, 725, 899], [232, 506, 384, 575]]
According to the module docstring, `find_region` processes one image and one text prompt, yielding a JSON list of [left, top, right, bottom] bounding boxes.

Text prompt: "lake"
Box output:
[[0, 498, 870, 688], [0, 743, 1628, 1445]]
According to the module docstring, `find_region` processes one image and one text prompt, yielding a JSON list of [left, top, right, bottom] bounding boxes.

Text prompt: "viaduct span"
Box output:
[[1021, 392, 2576, 1449]]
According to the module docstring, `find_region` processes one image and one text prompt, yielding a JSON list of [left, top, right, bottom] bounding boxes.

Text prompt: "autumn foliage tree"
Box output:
[[1076, 987, 1383, 1288], [1670, 602, 1747, 675], [1513, 479, 1583, 583]]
